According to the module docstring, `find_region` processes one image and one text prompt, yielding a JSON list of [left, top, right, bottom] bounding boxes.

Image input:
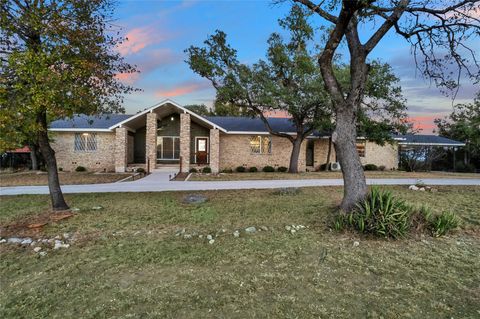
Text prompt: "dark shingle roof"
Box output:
[[206, 116, 298, 133], [50, 114, 132, 129], [396, 134, 465, 146]]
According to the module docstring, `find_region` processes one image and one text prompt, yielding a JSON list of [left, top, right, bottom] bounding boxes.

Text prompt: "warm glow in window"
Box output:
[[250, 136, 271, 154], [356, 140, 366, 157]]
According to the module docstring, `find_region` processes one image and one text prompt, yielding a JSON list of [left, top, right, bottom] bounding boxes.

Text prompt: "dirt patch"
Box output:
[[0, 211, 74, 238]]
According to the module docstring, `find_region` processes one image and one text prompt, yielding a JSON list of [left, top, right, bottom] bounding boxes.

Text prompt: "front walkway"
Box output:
[[1, 171, 479, 196]]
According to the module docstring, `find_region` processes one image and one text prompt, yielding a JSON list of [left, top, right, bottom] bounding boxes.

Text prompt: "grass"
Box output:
[[190, 170, 480, 181], [0, 186, 479, 318], [0, 171, 135, 186]]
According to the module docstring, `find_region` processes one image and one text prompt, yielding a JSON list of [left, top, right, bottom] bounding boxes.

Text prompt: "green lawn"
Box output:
[[1, 186, 479, 318], [190, 170, 480, 181]]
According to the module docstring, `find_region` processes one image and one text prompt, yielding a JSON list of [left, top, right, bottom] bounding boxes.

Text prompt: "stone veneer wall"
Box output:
[[313, 139, 398, 170], [219, 134, 307, 171], [145, 112, 157, 171], [115, 127, 128, 172], [360, 141, 398, 169], [51, 131, 116, 172], [179, 113, 191, 172], [209, 129, 220, 173], [313, 138, 336, 170]]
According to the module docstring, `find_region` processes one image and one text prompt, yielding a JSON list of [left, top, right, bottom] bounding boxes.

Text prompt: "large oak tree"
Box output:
[[186, 5, 408, 173], [292, 0, 480, 210], [0, 0, 137, 210]]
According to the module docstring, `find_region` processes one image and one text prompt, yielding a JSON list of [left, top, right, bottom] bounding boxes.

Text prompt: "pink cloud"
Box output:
[[408, 115, 438, 133], [117, 26, 166, 56], [155, 81, 211, 98], [115, 72, 140, 85]]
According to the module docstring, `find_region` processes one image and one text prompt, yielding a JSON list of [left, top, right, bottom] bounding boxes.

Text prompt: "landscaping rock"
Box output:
[[206, 234, 213, 241], [245, 226, 257, 234], [71, 207, 80, 212], [419, 187, 426, 191], [233, 230, 240, 238], [208, 239, 215, 244], [175, 228, 186, 236], [39, 251, 47, 257], [285, 225, 292, 231], [92, 206, 103, 210], [7, 237, 23, 244], [260, 226, 269, 231], [33, 247, 42, 253], [408, 185, 419, 191], [183, 194, 208, 204], [290, 229, 296, 235], [53, 240, 70, 250], [183, 234, 192, 240], [0, 239, 6, 244], [63, 233, 70, 239], [353, 241, 360, 247]]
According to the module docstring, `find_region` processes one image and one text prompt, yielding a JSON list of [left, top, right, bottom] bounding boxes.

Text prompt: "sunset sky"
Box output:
[[115, 0, 479, 133]]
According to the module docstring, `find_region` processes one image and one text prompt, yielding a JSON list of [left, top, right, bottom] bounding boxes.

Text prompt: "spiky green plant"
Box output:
[[431, 211, 459, 237]]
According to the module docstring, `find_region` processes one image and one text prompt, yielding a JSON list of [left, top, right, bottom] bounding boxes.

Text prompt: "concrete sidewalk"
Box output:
[[1, 171, 479, 195]]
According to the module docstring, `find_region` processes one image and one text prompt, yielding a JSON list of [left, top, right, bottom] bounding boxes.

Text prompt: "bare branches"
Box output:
[[292, 0, 338, 23]]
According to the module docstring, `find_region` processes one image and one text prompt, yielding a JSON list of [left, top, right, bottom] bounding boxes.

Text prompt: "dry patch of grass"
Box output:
[[190, 170, 480, 181], [0, 171, 134, 186], [0, 186, 479, 318]]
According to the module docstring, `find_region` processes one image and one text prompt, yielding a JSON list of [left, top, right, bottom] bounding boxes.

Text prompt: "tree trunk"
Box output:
[[36, 111, 69, 211], [324, 136, 333, 171], [29, 143, 39, 170], [288, 138, 303, 173], [334, 107, 367, 211]]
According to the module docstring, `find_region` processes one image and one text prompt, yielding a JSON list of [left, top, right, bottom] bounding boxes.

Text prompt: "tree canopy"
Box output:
[[0, 0, 137, 210]]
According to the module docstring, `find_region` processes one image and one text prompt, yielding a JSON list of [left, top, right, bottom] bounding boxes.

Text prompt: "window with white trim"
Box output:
[[250, 136, 271, 154], [356, 140, 366, 157], [74, 133, 97, 151]]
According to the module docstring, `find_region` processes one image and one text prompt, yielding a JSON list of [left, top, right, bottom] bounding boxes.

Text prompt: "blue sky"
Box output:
[[114, 0, 478, 132]]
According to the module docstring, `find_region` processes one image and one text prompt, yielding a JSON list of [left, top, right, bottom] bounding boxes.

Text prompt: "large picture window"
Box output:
[[250, 136, 271, 154], [74, 133, 97, 151]]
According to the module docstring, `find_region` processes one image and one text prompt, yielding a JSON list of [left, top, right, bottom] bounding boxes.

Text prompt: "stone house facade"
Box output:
[[49, 99, 458, 174]]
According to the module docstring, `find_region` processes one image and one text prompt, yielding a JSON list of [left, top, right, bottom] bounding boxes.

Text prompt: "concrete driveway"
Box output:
[[1, 171, 479, 195]]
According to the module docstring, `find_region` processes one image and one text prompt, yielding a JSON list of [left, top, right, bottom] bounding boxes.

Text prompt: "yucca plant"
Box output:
[[431, 211, 459, 237], [349, 187, 412, 239]]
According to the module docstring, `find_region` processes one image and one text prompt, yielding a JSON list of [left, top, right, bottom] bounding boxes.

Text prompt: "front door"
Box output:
[[196, 138, 208, 164]]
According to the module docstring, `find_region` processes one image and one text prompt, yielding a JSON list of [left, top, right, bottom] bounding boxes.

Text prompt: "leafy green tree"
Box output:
[[293, 0, 479, 210], [435, 92, 480, 169], [184, 104, 214, 116], [186, 5, 407, 173], [0, 0, 137, 210]]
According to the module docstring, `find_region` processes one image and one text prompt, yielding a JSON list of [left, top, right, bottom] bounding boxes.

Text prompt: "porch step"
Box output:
[[153, 165, 179, 173]]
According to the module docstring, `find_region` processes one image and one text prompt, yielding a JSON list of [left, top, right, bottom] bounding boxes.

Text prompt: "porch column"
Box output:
[[146, 112, 157, 171], [115, 127, 128, 172], [209, 128, 220, 173], [180, 113, 190, 172]]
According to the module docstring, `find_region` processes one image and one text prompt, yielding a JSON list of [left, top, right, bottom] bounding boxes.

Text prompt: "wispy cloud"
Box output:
[[117, 26, 167, 56], [155, 81, 212, 98], [407, 115, 439, 133]]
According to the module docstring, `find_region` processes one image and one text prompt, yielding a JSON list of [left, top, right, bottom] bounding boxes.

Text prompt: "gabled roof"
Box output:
[[396, 134, 465, 146]]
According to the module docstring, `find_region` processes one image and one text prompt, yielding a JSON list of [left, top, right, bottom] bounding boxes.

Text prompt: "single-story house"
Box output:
[[49, 99, 465, 173]]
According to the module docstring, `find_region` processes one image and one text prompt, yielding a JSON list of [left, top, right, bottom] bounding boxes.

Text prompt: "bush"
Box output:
[[236, 166, 246, 173], [378, 165, 386, 171], [342, 187, 412, 238], [318, 163, 328, 171], [430, 211, 459, 237], [277, 166, 288, 172], [201, 166, 212, 174], [262, 165, 275, 172], [221, 168, 233, 173], [248, 166, 258, 172], [364, 164, 378, 171], [75, 166, 86, 172], [136, 167, 145, 173], [455, 162, 475, 173], [189, 168, 198, 173]]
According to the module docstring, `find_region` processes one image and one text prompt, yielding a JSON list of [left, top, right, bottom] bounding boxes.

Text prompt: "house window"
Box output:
[[74, 133, 97, 151], [250, 136, 271, 154], [356, 140, 366, 157]]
